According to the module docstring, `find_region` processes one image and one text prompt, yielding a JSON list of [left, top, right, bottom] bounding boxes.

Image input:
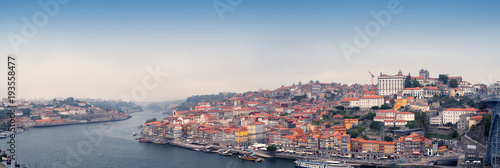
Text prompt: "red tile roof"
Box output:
[[361, 95, 383, 99]]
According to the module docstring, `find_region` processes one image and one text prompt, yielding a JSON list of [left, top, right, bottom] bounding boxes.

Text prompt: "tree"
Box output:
[[349, 131, 359, 138], [451, 130, 459, 138], [371, 106, 379, 110], [404, 74, 412, 88], [370, 121, 381, 130], [21, 108, 31, 116], [365, 112, 376, 120], [484, 114, 491, 137], [411, 79, 422, 88], [31, 116, 41, 120], [65, 97, 75, 102], [292, 95, 308, 102], [145, 118, 157, 124], [380, 104, 392, 109], [353, 107, 360, 111], [324, 91, 336, 101], [449, 79, 458, 88], [470, 124, 476, 131], [384, 136, 394, 142], [267, 145, 277, 152], [406, 121, 417, 129], [280, 113, 287, 116], [323, 115, 330, 120], [439, 74, 449, 84], [335, 106, 345, 110]]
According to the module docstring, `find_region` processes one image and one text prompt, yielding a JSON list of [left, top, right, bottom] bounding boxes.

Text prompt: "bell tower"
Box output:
[[172, 110, 178, 117]]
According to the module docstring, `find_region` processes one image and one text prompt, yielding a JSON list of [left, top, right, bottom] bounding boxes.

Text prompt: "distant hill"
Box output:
[[175, 92, 237, 111]]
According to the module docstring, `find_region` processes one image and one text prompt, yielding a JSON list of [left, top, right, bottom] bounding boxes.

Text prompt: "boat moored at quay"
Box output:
[[294, 160, 350, 168]]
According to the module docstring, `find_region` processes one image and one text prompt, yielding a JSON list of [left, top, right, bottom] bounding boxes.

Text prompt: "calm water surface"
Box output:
[[0, 110, 294, 168]]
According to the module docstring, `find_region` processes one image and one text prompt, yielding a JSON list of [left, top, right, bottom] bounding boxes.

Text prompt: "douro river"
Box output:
[[0, 110, 294, 168]]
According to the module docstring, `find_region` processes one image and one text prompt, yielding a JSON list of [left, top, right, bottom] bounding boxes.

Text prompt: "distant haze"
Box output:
[[0, 0, 499, 102]]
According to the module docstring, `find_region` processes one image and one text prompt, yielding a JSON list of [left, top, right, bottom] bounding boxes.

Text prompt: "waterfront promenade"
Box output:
[[140, 134, 460, 167]]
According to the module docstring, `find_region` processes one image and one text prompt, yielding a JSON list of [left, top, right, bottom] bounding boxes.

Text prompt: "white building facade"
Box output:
[[442, 108, 478, 124], [359, 95, 384, 109], [378, 70, 406, 96]]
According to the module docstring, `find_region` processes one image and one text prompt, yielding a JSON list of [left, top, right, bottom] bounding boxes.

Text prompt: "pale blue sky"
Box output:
[[0, 0, 499, 101]]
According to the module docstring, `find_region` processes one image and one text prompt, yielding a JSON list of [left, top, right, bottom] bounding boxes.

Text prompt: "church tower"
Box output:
[[172, 110, 178, 117]]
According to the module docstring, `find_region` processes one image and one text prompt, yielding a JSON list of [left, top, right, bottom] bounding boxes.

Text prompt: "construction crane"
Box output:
[[368, 71, 374, 91]]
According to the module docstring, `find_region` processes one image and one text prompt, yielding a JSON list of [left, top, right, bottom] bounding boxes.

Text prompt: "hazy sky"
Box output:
[[1, 0, 499, 102]]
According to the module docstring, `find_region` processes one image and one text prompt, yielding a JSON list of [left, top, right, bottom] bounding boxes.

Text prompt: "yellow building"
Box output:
[[327, 136, 335, 149], [361, 140, 380, 153], [393, 99, 407, 111], [381, 142, 396, 153], [247, 124, 256, 134], [350, 138, 360, 152], [344, 119, 358, 130], [345, 122, 352, 130], [235, 126, 248, 143]]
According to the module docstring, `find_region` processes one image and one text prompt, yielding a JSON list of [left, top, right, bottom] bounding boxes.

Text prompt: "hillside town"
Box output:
[[141, 69, 499, 162], [0, 98, 137, 130]]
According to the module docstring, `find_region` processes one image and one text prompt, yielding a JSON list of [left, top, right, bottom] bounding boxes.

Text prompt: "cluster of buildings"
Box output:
[[139, 68, 494, 156], [374, 110, 414, 127], [0, 99, 130, 128]]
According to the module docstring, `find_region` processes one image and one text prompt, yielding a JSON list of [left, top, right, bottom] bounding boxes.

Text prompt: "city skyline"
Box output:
[[1, 0, 499, 101]]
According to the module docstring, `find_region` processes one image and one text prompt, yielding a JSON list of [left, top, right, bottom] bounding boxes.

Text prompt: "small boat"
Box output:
[[219, 150, 232, 156], [104, 122, 109, 125], [294, 160, 349, 168], [15, 129, 24, 135], [193, 148, 201, 151], [220, 152, 232, 156], [138, 138, 151, 143], [133, 132, 137, 136], [238, 155, 256, 161], [0, 132, 9, 139], [238, 154, 262, 162]]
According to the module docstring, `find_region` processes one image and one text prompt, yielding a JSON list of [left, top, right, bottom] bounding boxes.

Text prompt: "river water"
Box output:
[[0, 110, 294, 168]]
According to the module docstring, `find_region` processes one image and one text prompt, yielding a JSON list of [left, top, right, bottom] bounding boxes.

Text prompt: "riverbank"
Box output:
[[139, 133, 461, 167], [31, 116, 131, 128]]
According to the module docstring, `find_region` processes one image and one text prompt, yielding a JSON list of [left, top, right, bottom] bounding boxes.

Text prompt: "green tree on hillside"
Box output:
[[370, 121, 381, 130], [404, 74, 412, 88], [449, 79, 459, 88], [439, 74, 449, 84], [384, 136, 394, 142], [411, 79, 422, 88], [145, 118, 157, 124]]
